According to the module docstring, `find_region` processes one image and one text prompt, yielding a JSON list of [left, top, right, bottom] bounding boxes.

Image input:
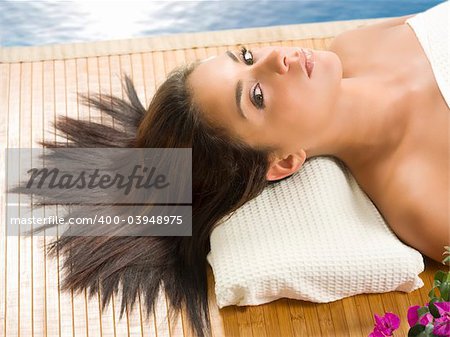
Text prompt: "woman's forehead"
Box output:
[[189, 53, 234, 108], [200, 55, 217, 63], [188, 52, 246, 132]]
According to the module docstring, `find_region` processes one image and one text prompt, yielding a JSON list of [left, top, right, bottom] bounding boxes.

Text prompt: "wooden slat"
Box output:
[[246, 306, 267, 337], [6, 62, 21, 337], [274, 299, 295, 337], [96, 54, 116, 337], [66, 57, 89, 337], [77, 55, 104, 337], [42, 60, 60, 337], [352, 296, 374, 335], [130, 53, 147, 109], [76, 58, 89, 122], [235, 306, 254, 337], [138, 292, 157, 337], [262, 302, 280, 336], [206, 267, 225, 337], [19, 61, 33, 337], [381, 292, 410, 336], [366, 294, 386, 320], [328, 299, 349, 337], [98, 56, 113, 127], [419, 262, 436, 302], [134, 52, 158, 337], [98, 292, 116, 337], [87, 57, 102, 124], [153, 288, 170, 337], [0, 62, 10, 337], [152, 51, 167, 89], [30, 168, 47, 337], [302, 301, 323, 336], [110, 52, 136, 336], [288, 299, 308, 337], [30, 62, 47, 336], [183, 48, 198, 66], [141, 52, 157, 103], [54, 58, 75, 337], [108, 54, 122, 130], [106, 56, 132, 337], [219, 306, 240, 337]]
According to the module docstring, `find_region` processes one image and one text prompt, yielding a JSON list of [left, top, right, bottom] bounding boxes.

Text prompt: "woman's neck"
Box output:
[[305, 75, 412, 174]]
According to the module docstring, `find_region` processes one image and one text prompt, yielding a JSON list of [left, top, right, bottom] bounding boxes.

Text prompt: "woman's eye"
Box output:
[[239, 46, 264, 110], [251, 83, 265, 109], [239, 46, 254, 65]]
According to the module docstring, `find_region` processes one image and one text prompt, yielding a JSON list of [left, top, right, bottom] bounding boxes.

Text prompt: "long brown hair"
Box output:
[[17, 62, 285, 337]]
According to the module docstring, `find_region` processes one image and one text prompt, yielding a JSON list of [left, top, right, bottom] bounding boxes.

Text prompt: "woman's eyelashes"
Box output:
[[251, 83, 265, 109], [239, 46, 254, 65], [239, 46, 265, 110]]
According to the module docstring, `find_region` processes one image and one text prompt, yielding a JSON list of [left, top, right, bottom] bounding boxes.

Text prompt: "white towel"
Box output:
[[207, 157, 424, 308], [406, 1, 450, 108]]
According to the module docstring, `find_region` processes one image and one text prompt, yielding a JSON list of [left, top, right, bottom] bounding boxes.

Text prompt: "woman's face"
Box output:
[[188, 45, 343, 158]]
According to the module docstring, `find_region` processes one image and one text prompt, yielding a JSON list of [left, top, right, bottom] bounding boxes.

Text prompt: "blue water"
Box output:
[[0, 0, 445, 47]]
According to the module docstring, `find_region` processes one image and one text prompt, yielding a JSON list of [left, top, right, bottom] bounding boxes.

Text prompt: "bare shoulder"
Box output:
[[329, 14, 416, 53], [360, 13, 416, 30], [380, 155, 449, 262]]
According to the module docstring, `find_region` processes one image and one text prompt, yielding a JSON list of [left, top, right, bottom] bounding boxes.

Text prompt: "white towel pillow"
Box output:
[[207, 156, 424, 308]]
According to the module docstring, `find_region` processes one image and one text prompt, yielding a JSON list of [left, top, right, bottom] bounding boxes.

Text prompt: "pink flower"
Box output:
[[371, 312, 400, 336], [433, 302, 450, 336], [407, 305, 421, 327], [408, 304, 440, 327], [434, 316, 450, 336], [368, 327, 385, 337], [419, 312, 434, 326], [434, 302, 450, 317]]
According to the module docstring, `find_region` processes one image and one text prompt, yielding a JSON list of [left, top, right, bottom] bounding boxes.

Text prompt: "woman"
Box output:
[[187, 12, 450, 263], [22, 2, 449, 337]]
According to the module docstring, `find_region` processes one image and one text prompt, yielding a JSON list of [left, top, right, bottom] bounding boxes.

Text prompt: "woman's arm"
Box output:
[[362, 13, 416, 30]]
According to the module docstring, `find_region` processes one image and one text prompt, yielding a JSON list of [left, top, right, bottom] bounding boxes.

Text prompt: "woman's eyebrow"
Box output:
[[235, 80, 247, 119], [226, 50, 239, 63], [226, 51, 248, 119]]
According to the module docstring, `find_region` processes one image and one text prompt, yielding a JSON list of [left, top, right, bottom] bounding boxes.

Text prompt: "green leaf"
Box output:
[[428, 287, 438, 300], [408, 324, 426, 337], [424, 323, 434, 334], [434, 270, 446, 283], [439, 281, 450, 301], [433, 279, 441, 287], [443, 256, 450, 265], [418, 306, 430, 317], [413, 323, 436, 337], [428, 299, 440, 318]]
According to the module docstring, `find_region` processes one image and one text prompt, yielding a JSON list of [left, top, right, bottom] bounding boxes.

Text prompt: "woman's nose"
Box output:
[[284, 48, 304, 71], [253, 48, 301, 75], [255, 48, 288, 75]]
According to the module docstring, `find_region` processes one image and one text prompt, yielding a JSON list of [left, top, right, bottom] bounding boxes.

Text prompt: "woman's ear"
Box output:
[[266, 149, 307, 181]]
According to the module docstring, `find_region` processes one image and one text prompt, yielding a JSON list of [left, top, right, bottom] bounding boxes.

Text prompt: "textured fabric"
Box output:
[[207, 157, 424, 308], [406, 1, 450, 108]]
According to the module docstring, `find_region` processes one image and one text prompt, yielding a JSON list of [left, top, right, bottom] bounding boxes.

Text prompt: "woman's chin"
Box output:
[[311, 49, 343, 83]]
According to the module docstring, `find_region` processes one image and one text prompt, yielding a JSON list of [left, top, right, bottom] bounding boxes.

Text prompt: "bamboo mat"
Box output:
[[0, 17, 446, 337]]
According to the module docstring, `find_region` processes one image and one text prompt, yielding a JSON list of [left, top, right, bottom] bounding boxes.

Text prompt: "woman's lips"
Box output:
[[302, 48, 314, 78]]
